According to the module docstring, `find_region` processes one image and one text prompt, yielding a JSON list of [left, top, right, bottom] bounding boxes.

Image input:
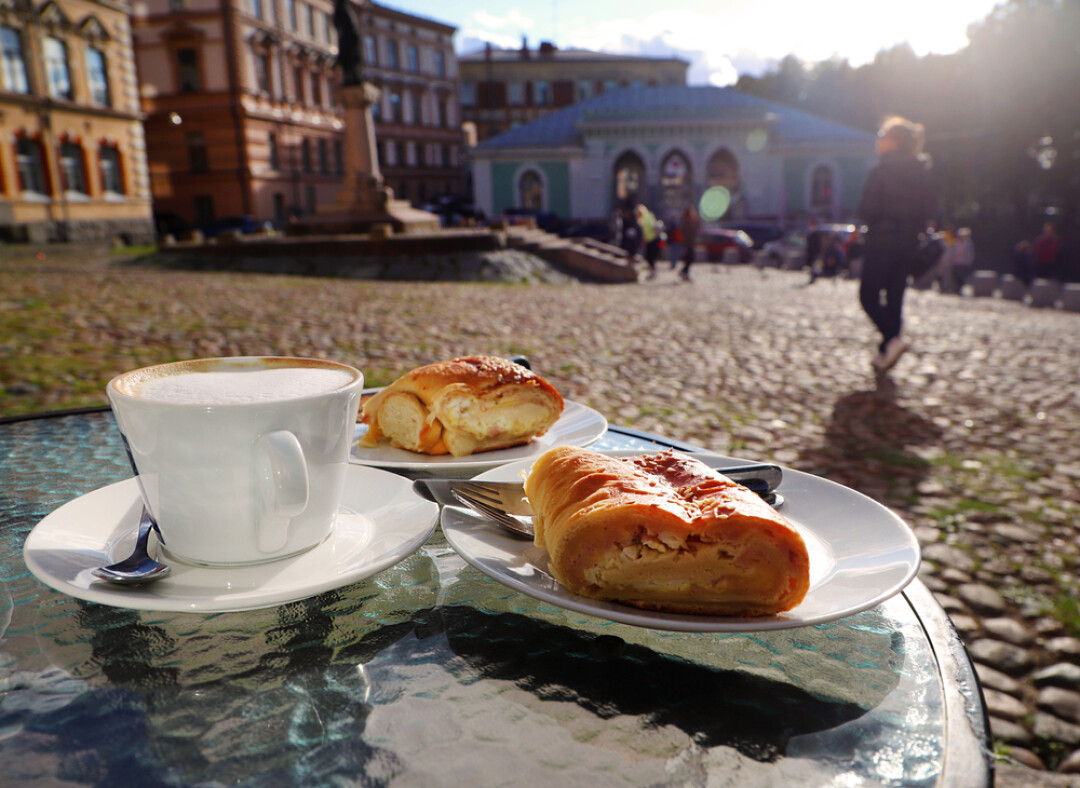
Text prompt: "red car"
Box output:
[[699, 228, 754, 263]]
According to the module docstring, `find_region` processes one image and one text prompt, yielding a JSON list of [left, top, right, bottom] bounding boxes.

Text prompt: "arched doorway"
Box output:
[[705, 148, 743, 219], [613, 151, 645, 210], [660, 150, 692, 215], [518, 169, 543, 210], [810, 164, 836, 219]]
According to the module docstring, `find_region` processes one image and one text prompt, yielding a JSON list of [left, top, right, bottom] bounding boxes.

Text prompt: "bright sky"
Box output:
[[397, 0, 1004, 85]]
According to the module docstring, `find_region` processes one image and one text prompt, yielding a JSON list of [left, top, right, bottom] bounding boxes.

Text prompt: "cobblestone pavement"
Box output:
[[4, 254, 1080, 784]]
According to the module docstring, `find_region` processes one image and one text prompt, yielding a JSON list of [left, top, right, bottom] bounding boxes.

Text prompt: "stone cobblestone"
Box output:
[[3, 252, 1080, 784]]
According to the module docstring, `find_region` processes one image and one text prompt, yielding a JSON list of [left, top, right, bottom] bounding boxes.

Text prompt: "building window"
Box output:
[[305, 4, 313, 37], [460, 82, 474, 106], [251, 0, 262, 18], [59, 142, 87, 195], [1, 26, 30, 94], [273, 192, 286, 226], [441, 144, 450, 168], [533, 80, 550, 105], [254, 51, 271, 93], [810, 164, 835, 215], [390, 91, 402, 123], [311, 71, 322, 106], [85, 47, 110, 106], [363, 34, 376, 66], [305, 183, 315, 214], [317, 138, 328, 173], [289, 65, 300, 102], [519, 170, 543, 211], [407, 43, 419, 73], [415, 144, 424, 167], [370, 96, 381, 121], [437, 98, 448, 128], [434, 49, 445, 77], [43, 37, 72, 99], [187, 132, 208, 172], [268, 132, 279, 169], [410, 92, 421, 125], [169, 0, 188, 10], [395, 141, 405, 167], [578, 80, 592, 101], [301, 138, 311, 172], [603, 80, 618, 93], [387, 39, 399, 69], [194, 194, 214, 225], [285, 0, 296, 30], [507, 82, 523, 106], [333, 139, 343, 173], [16, 137, 48, 196], [99, 144, 124, 195], [177, 47, 200, 91]]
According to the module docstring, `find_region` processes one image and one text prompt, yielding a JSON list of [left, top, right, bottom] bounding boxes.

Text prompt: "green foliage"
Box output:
[[735, 0, 1079, 237]]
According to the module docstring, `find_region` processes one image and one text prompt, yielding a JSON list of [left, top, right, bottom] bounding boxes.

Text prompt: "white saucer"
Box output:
[[351, 399, 607, 477], [443, 452, 921, 633], [23, 465, 438, 613]]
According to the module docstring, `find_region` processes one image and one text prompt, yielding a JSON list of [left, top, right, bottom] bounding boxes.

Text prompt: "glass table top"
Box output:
[[0, 409, 993, 787]]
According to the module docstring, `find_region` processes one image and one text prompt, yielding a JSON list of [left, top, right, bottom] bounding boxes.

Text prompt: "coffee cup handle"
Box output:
[[255, 431, 310, 553]]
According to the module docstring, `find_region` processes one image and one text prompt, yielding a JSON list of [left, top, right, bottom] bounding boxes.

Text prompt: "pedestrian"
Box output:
[[677, 204, 701, 281], [945, 227, 975, 292], [619, 206, 640, 260], [636, 204, 661, 278], [856, 115, 937, 374], [819, 233, 846, 280], [805, 218, 824, 281], [1032, 221, 1063, 280], [1012, 239, 1034, 286]]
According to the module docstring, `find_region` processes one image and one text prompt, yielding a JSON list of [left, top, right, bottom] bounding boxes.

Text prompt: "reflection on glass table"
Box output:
[[0, 408, 993, 787]]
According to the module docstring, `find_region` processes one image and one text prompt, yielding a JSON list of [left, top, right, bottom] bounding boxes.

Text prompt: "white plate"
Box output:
[[23, 466, 438, 613], [350, 399, 607, 476], [442, 452, 920, 633]]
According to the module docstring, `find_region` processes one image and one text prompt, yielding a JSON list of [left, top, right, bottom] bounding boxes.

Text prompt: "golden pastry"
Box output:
[[360, 356, 564, 457], [524, 446, 810, 616]]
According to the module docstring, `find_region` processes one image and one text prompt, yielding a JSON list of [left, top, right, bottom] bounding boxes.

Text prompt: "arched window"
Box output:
[[660, 151, 691, 214], [613, 150, 644, 209], [810, 164, 835, 217], [706, 148, 739, 191], [518, 169, 543, 211], [99, 143, 124, 196]]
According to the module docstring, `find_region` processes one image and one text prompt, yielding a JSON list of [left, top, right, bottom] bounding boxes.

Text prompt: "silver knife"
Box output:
[[414, 462, 783, 516]]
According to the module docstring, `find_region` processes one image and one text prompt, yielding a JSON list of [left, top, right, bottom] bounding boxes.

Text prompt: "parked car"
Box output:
[[718, 221, 784, 250], [700, 227, 754, 263], [421, 195, 485, 227], [762, 223, 865, 268], [198, 216, 275, 238], [153, 211, 192, 239], [561, 220, 614, 244]]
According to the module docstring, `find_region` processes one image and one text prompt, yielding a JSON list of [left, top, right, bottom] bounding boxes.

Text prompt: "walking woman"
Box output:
[[857, 116, 937, 373]]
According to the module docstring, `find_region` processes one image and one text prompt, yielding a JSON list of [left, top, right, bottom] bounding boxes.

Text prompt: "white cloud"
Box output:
[[471, 9, 535, 32]]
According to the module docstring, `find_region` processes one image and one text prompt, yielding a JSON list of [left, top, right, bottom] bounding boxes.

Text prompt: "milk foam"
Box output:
[[137, 367, 354, 404]]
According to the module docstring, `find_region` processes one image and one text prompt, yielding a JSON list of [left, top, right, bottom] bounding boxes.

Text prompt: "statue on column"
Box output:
[[333, 0, 363, 85]]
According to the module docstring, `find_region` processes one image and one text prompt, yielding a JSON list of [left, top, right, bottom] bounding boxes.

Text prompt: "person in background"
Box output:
[[949, 227, 976, 292], [619, 206, 641, 260], [636, 204, 661, 279], [1012, 239, 1035, 286], [805, 218, 824, 278], [1033, 222, 1063, 280], [856, 115, 937, 374], [820, 233, 847, 280], [677, 204, 701, 282]]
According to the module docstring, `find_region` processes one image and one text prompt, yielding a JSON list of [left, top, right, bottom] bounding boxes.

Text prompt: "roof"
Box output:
[[459, 47, 687, 66], [475, 85, 875, 151]]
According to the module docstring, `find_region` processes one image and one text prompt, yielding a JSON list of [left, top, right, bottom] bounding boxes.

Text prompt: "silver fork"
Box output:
[[451, 488, 535, 539]]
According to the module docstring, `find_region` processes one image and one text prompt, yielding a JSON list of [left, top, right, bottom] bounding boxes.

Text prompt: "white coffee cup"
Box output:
[[107, 356, 364, 566]]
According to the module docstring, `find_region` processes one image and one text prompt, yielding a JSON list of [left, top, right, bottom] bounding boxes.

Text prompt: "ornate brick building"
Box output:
[[133, 0, 462, 232], [0, 0, 154, 243]]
